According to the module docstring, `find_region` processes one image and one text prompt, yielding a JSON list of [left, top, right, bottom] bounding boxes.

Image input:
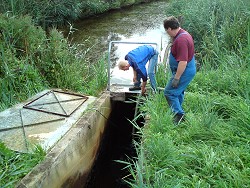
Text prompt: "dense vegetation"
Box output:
[[0, 0, 125, 186], [0, 0, 157, 27], [0, 14, 108, 111], [0, 12, 107, 188], [125, 0, 250, 187], [0, 143, 46, 187]]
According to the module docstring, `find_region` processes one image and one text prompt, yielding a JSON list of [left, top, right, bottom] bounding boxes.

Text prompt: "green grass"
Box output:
[[0, 14, 108, 112], [0, 0, 145, 27], [0, 142, 46, 187], [127, 92, 250, 187], [125, 0, 250, 187]]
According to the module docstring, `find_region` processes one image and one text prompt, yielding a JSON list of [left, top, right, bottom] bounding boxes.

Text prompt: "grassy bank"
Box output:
[[0, 0, 158, 27], [0, 143, 46, 187], [126, 0, 250, 187], [0, 14, 108, 111]]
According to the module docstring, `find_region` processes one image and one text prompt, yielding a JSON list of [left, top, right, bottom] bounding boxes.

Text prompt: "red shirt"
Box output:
[[171, 29, 195, 62]]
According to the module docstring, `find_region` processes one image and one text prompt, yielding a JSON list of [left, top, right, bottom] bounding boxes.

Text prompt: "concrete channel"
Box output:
[[10, 90, 141, 188], [0, 84, 141, 187], [8, 90, 112, 187]]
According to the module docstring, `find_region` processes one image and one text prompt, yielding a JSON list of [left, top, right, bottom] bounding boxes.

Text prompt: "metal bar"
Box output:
[[67, 98, 88, 117], [27, 97, 86, 107], [107, 42, 112, 91], [0, 117, 65, 132], [20, 109, 29, 152], [23, 106, 70, 117], [52, 89, 89, 99], [24, 90, 88, 108], [23, 90, 89, 117], [52, 90, 89, 117], [23, 98, 88, 117], [107, 41, 158, 91], [24, 90, 52, 107], [51, 91, 68, 116], [23, 90, 88, 117]]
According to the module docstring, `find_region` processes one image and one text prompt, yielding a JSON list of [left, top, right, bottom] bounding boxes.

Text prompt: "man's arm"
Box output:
[[141, 81, 147, 94], [133, 69, 137, 83], [175, 61, 187, 79], [172, 61, 187, 88]]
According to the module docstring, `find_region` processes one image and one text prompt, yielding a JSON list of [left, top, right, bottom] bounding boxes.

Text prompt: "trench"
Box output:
[[84, 97, 144, 188], [14, 92, 145, 188]]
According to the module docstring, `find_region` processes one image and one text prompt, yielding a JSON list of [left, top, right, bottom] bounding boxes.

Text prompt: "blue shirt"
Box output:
[[125, 45, 155, 82]]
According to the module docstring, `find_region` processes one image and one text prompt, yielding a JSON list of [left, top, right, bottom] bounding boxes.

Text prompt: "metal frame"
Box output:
[[107, 41, 158, 91], [23, 90, 88, 117]]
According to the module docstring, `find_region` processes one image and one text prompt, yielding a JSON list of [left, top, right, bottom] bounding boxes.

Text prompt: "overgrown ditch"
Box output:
[[84, 97, 144, 187]]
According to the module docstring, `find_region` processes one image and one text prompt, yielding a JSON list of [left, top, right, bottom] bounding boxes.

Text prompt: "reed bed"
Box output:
[[126, 0, 250, 187]]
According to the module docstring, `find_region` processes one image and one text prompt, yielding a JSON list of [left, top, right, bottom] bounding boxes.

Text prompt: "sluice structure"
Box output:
[[0, 41, 159, 187]]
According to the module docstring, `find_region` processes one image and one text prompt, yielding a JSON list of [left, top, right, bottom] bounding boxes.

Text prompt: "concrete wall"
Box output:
[[16, 92, 111, 188]]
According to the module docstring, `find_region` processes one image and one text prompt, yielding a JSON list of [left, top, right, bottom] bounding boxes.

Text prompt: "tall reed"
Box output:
[[0, 0, 145, 27], [0, 14, 107, 111]]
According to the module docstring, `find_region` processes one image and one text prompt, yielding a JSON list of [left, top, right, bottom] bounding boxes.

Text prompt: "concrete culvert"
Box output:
[[84, 97, 144, 188], [15, 92, 144, 188]]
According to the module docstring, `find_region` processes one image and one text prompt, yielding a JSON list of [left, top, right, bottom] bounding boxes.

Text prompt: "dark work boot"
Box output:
[[174, 113, 185, 125], [129, 86, 141, 91]]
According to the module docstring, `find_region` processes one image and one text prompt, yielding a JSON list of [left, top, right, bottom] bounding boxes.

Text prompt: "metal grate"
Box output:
[[23, 90, 88, 117]]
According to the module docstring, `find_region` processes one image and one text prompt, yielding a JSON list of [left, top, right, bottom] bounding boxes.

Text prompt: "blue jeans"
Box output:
[[134, 49, 158, 91], [164, 53, 196, 115]]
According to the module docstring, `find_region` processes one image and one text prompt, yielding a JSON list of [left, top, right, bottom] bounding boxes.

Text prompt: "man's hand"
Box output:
[[141, 81, 147, 95], [141, 87, 146, 95], [173, 61, 186, 88], [172, 78, 180, 88]]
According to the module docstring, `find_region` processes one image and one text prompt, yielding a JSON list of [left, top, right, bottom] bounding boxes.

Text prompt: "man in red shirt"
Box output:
[[163, 16, 196, 124]]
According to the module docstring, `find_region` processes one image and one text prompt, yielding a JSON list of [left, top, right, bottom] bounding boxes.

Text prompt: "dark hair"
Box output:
[[163, 16, 180, 30]]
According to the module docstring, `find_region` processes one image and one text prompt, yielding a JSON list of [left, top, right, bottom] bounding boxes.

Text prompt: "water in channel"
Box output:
[[64, 0, 170, 65]]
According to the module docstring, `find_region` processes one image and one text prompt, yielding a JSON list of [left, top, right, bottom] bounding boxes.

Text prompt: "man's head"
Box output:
[[118, 60, 130, 71], [163, 16, 180, 37]]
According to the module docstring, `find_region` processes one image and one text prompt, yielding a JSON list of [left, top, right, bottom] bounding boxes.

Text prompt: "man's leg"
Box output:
[[164, 74, 195, 124], [164, 79, 184, 115], [134, 72, 142, 87], [178, 90, 185, 106], [148, 50, 158, 92]]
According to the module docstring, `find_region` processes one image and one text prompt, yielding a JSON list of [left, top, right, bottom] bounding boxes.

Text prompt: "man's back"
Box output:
[[127, 45, 155, 65]]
